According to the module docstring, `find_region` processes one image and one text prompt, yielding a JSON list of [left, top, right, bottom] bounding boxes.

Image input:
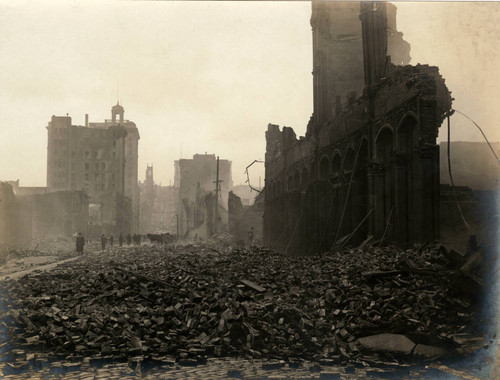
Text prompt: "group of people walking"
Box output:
[[75, 232, 143, 253]]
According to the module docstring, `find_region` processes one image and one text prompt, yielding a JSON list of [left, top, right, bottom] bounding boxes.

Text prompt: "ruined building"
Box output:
[[139, 165, 179, 234], [264, 2, 452, 254], [46, 104, 140, 235], [175, 154, 233, 239]]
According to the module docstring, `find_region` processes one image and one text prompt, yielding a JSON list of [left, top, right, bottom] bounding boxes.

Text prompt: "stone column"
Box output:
[[394, 155, 409, 243], [367, 165, 375, 237], [409, 148, 422, 242], [372, 163, 385, 238]]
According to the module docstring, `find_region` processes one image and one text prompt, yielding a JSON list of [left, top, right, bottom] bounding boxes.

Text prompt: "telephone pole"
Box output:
[[213, 156, 223, 234]]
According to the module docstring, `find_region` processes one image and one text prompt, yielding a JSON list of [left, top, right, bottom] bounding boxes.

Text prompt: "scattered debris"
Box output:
[[0, 241, 488, 365]]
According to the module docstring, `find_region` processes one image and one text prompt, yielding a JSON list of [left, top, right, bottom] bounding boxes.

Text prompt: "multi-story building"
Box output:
[[46, 103, 139, 234]]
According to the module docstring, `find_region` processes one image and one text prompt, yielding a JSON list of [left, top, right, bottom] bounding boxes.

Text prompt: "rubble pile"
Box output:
[[0, 242, 486, 363]]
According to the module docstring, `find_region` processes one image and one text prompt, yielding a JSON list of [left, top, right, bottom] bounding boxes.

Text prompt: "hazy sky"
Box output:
[[1, 1, 499, 187]]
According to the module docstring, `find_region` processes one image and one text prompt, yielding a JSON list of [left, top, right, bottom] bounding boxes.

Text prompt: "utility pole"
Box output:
[[213, 156, 223, 234], [176, 214, 179, 238]]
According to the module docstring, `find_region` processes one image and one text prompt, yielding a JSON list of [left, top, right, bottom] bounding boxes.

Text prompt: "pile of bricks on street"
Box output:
[[0, 241, 490, 368]]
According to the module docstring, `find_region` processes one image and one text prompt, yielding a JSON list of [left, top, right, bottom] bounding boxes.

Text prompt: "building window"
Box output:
[[101, 162, 105, 170], [85, 151, 89, 158], [85, 173, 89, 180], [113, 141, 116, 148], [112, 152, 116, 159], [95, 163, 99, 171], [85, 162, 89, 170]]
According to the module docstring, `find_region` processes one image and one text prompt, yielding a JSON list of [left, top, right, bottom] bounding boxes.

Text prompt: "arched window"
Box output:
[[397, 116, 417, 154], [344, 148, 355, 172], [319, 156, 329, 180], [332, 154, 341, 175], [376, 127, 394, 160]]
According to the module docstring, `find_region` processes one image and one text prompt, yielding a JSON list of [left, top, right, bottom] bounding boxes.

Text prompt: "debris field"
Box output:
[[0, 242, 487, 365]]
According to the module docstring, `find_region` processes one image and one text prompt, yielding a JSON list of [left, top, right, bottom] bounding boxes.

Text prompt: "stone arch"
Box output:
[[310, 161, 317, 182], [351, 138, 369, 243], [331, 152, 342, 175], [344, 147, 355, 172], [375, 126, 394, 161], [319, 155, 329, 180], [397, 115, 417, 154]]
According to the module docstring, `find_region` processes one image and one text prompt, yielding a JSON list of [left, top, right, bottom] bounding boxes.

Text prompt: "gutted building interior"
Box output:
[[264, 1, 452, 254]]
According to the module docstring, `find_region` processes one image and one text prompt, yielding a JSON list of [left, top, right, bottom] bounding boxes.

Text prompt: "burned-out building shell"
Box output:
[[264, 1, 452, 254]]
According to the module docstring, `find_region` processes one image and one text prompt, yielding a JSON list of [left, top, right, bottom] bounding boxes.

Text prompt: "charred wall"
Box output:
[[228, 190, 264, 244]]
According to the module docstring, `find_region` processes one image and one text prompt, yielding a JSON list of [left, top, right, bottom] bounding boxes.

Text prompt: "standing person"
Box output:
[[76, 232, 85, 254], [119, 233, 123, 247], [109, 235, 114, 246], [248, 227, 254, 246], [127, 233, 132, 245], [101, 234, 107, 251]]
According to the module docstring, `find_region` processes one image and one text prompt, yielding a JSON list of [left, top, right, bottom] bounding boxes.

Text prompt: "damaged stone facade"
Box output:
[[264, 1, 452, 254]]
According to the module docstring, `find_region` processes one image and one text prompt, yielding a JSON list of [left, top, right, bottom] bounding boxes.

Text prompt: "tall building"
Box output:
[[46, 103, 140, 234], [175, 154, 233, 238]]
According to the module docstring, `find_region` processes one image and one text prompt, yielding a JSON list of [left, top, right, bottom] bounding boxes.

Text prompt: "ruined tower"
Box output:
[[309, 1, 410, 131]]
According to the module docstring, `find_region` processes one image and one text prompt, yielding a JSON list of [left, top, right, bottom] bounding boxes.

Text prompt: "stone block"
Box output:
[[356, 334, 416, 355]]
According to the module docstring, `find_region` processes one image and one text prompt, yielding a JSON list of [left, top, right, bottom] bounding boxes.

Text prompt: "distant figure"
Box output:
[[101, 234, 107, 251], [76, 232, 85, 254], [194, 233, 198, 243], [127, 233, 132, 245], [248, 227, 254, 246], [110, 235, 114, 246], [119, 233, 123, 247], [137, 234, 141, 245]]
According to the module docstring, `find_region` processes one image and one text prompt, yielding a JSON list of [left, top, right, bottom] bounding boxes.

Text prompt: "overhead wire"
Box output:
[[447, 114, 472, 232], [333, 133, 366, 248], [453, 109, 500, 163]]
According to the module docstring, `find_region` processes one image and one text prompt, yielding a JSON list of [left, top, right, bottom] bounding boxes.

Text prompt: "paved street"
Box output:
[[0, 243, 496, 379]]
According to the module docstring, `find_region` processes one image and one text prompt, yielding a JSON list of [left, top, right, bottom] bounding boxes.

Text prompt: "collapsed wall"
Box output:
[[264, 1, 452, 254]]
